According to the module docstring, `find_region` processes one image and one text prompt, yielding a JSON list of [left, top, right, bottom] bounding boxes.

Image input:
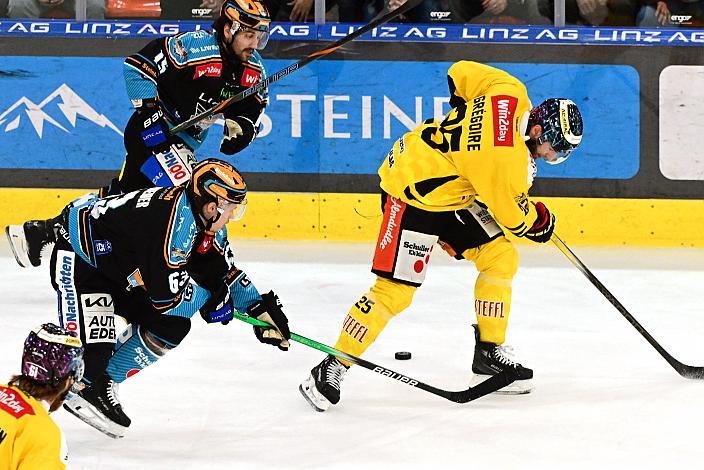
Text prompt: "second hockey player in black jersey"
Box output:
[[6, 0, 271, 268], [51, 159, 290, 438], [119, 0, 271, 193]]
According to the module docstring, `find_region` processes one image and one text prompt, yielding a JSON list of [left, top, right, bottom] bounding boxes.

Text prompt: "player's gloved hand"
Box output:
[[220, 116, 257, 155], [246, 291, 290, 351], [524, 201, 555, 243], [199, 283, 234, 325], [134, 97, 173, 154]]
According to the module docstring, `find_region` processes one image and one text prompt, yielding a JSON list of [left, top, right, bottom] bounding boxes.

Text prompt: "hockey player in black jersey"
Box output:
[[6, 0, 271, 268], [51, 159, 290, 438]]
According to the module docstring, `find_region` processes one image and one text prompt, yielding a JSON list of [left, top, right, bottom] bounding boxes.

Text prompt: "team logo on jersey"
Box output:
[[241, 67, 261, 87], [194, 63, 223, 79], [515, 193, 530, 216], [173, 40, 187, 60], [491, 95, 518, 147], [94, 239, 112, 255]]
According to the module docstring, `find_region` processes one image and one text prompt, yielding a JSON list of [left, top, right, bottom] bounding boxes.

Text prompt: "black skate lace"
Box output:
[[325, 359, 347, 391], [492, 345, 518, 367]]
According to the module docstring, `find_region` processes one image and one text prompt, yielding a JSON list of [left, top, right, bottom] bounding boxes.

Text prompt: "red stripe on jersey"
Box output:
[[372, 196, 406, 273], [491, 95, 518, 147]]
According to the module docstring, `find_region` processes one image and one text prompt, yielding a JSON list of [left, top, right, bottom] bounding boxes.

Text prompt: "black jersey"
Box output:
[[123, 29, 268, 151], [65, 187, 230, 312]]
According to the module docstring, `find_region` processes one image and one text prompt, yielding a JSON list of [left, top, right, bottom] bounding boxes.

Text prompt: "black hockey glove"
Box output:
[[220, 116, 257, 155], [524, 201, 555, 244], [199, 283, 234, 325], [247, 291, 290, 351], [134, 97, 173, 154]]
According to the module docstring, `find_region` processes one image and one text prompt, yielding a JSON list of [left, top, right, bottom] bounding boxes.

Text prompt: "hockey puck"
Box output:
[[395, 351, 412, 360]]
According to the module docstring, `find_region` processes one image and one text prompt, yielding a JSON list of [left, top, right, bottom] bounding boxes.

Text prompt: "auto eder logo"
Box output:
[[0, 83, 123, 139]]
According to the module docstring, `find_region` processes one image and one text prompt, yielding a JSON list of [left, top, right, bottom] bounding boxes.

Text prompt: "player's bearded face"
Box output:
[[230, 28, 262, 61]]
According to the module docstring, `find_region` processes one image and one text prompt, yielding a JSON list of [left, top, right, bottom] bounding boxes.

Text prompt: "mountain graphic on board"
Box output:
[[0, 83, 123, 138]]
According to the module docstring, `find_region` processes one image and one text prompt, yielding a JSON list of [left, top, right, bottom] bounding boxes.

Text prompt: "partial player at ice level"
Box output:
[[1, 240, 704, 469]]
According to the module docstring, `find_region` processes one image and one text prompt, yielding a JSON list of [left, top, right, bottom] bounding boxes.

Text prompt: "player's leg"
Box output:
[[300, 193, 440, 411], [442, 202, 533, 394], [119, 112, 197, 193], [104, 312, 191, 384], [48, 240, 130, 437]]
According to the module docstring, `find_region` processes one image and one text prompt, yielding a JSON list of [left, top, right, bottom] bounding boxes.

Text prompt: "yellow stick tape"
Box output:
[[2, 189, 702, 247]]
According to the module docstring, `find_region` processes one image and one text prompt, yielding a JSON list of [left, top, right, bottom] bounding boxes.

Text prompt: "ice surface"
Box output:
[[2, 240, 704, 469]]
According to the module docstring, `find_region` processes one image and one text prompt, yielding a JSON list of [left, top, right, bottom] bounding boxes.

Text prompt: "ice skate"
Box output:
[[63, 374, 131, 439], [299, 355, 349, 412], [470, 324, 534, 394], [6, 219, 56, 268]]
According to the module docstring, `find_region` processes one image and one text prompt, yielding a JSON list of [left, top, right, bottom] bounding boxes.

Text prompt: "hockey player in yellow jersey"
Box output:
[[1, 323, 84, 469], [300, 61, 583, 411]]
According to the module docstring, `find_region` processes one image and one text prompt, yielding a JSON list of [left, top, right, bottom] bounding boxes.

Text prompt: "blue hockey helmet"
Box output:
[[529, 98, 583, 165]]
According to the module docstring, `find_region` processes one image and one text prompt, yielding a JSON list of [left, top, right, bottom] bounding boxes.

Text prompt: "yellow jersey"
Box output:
[[0, 384, 67, 470], [378, 61, 539, 237]]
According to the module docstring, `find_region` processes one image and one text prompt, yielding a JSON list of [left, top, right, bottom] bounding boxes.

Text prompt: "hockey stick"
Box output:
[[234, 311, 517, 403], [170, 0, 423, 134], [551, 233, 704, 379]]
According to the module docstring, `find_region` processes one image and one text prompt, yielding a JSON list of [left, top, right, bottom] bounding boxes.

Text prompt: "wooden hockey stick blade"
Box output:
[[170, 0, 424, 134], [551, 233, 704, 379], [233, 311, 517, 402]]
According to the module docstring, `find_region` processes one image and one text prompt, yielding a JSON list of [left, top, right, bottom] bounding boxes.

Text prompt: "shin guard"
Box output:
[[462, 237, 519, 344], [333, 276, 416, 366], [106, 325, 176, 383]]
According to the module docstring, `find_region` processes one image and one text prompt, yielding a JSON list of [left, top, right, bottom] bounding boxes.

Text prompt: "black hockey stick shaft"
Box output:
[[551, 233, 704, 379], [234, 311, 517, 403], [170, 0, 423, 135]]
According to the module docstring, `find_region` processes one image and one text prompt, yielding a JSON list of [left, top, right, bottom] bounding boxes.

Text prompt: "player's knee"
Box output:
[[370, 276, 417, 315], [469, 237, 519, 279], [141, 316, 192, 351]]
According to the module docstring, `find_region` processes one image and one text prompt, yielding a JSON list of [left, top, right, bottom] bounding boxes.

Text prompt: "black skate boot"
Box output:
[[299, 355, 349, 412], [63, 374, 131, 439], [471, 324, 534, 394], [5, 219, 57, 268]]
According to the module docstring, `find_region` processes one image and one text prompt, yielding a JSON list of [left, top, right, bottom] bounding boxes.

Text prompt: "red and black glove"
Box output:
[[524, 201, 555, 243]]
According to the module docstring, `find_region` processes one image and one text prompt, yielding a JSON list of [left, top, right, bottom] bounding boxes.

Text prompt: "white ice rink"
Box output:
[[2, 240, 704, 469]]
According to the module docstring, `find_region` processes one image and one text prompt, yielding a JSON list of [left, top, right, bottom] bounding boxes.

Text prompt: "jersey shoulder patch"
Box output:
[[167, 31, 220, 67]]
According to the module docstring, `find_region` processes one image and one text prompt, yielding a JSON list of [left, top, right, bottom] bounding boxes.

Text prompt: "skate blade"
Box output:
[[470, 373, 534, 395], [299, 375, 331, 412], [63, 395, 128, 439], [5, 225, 30, 268]]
